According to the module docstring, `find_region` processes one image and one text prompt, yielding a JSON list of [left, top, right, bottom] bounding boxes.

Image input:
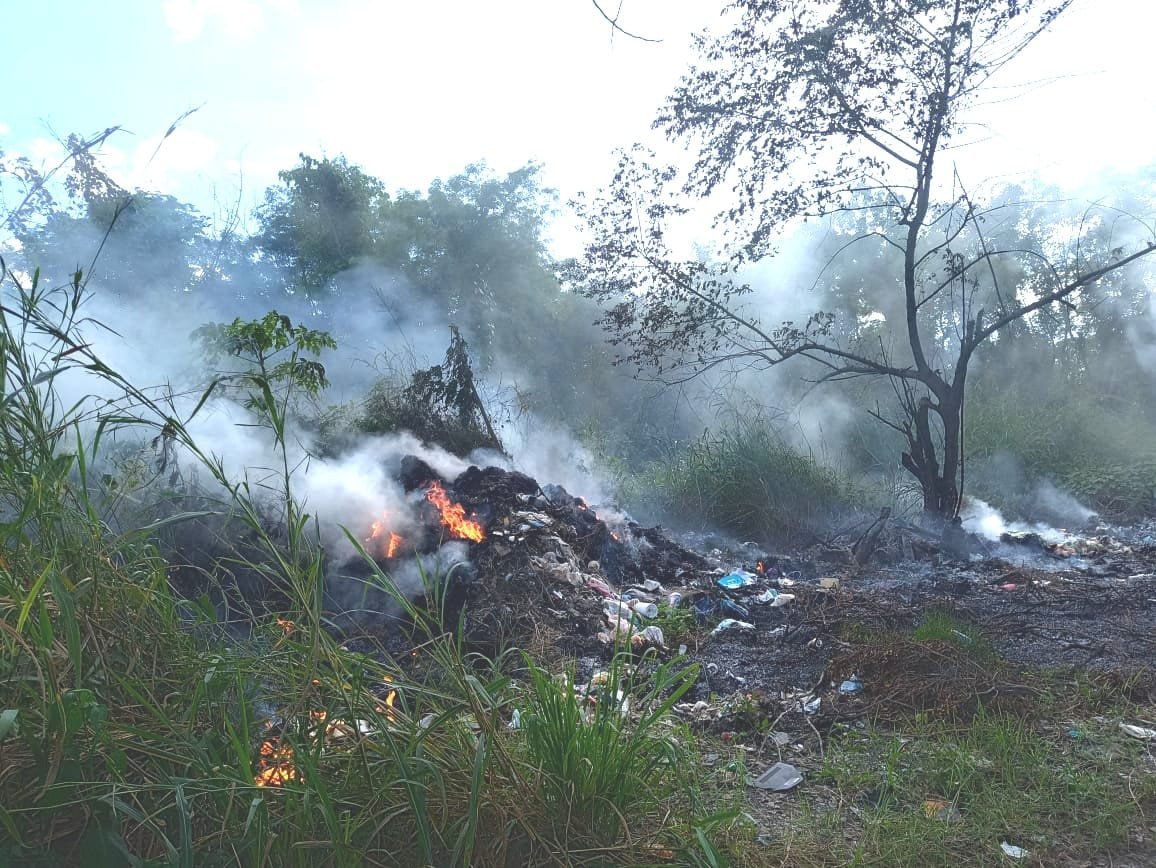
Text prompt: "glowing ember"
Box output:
[[255, 738, 299, 787], [425, 482, 485, 542], [367, 516, 404, 558]]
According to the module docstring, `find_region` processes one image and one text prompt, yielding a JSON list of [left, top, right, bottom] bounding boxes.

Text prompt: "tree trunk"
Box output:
[[900, 392, 962, 520]]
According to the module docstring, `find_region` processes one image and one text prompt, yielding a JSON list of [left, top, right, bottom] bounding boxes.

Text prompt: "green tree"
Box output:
[[254, 154, 389, 294], [573, 0, 1156, 519]]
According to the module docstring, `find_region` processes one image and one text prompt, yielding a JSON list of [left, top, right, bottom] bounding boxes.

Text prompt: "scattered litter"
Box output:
[[630, 601, 659, 619], [585, 576, 614, 597], [641, 579, 661, 592], [668, 591, 683, 607], [710, 618, 756, 637], [1000, 841, 1027, 859], [770, 731, 792, 747], [693, 597, 717, 621], [508, 709, 521, 730], [1000, 583, 1019, 591], [1119, 722, 1156, 740], [755, 588, 779, 604], [769, 593, 795, 607], [635, 625, 665, 648], [719, 598, 750, 619], [818, 577, 840, 590], [603, 600, 632, 620], [718, 571, 758, 589], [802, 695, 821, 715], [513, 510, 553, 530], [839, 677, 863, 695], [749, 761, 803, 791]]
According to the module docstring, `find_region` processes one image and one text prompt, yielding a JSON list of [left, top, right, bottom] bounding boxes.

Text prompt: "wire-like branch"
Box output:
[[973, 242, 1156, 347], [590, 0, 661, 42]]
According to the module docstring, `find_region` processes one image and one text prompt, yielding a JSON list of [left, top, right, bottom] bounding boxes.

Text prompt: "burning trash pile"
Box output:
[[324, 453, 727, 657]]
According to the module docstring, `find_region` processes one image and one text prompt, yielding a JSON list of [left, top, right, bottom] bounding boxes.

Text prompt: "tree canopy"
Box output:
[[573, 0, 1156, 517]]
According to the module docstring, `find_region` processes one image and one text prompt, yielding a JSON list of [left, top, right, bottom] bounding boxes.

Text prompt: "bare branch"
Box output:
[[590, 0, 661, 43]]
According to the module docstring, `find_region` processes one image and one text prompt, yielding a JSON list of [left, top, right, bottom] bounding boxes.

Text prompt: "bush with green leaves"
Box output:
[[628, 414, 860, 544]]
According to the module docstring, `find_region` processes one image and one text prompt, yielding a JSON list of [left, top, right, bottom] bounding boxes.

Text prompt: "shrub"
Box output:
[[628, 415, 859, 543]]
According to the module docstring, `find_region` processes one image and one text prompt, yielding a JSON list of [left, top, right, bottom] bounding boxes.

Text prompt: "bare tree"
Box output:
[[573, 0, 1156, 520]]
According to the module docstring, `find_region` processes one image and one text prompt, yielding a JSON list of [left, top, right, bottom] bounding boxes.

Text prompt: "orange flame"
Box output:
[[425, 482, 485, 542], [375, 676, 399, 722], [255, 738, 300, 787], [367, 516, 405, 558]]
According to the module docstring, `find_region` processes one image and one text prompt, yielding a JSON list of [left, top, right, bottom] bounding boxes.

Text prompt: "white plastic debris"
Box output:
[[802, 695, 821, 715], [603, 600, 632, 620], [1000, 841, 1027, 859], [637, 625, 665, 648], [749, 762, 803, 791], [755, 589, 779, 604], [770, 593, 795, 607], [710, 618, 756, 637], [630, 600, 659, 619], [1119, 722, 1156, 740]]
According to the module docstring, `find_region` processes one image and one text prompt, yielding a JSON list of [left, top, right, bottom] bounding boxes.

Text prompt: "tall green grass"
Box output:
[[0, 266, 726, 866], [628, 416, 859, 544]]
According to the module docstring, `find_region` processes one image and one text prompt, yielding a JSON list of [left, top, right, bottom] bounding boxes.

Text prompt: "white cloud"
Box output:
[[29, 137, 65, 165], [99, 128, 221, 193], [163, 0, 275, 42]]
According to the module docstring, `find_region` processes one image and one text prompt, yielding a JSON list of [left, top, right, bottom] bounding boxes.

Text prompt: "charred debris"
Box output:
[[167, 453, 1156, 719]]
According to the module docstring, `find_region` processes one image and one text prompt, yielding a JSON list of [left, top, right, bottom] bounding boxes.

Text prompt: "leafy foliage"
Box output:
[[575, 0, 1156, 517], [195, 310, 337, 409]]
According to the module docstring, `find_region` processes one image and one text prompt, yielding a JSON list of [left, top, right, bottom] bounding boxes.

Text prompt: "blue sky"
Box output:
[[3, 0, 1154, 235]]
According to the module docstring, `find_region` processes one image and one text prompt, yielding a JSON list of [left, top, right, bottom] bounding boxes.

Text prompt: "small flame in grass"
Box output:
[[255, 738, 299, 787], [367, 515, 404, 558], [426, 481, 485, 542], [375, 675, 398, 722], [756, 561, 766, 575], [611, 531, 620, 541]]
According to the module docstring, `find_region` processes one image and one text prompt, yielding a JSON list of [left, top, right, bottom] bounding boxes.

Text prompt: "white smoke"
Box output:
[[960, 496, 1067, 544]]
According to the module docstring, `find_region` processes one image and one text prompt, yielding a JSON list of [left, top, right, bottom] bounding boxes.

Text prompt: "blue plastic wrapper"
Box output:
[[717, 571, 757, 589]]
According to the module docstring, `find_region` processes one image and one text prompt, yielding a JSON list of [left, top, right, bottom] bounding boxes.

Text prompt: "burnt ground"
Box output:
[[167, 459, 1156, 864], [408, 468, 1156, 866]]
